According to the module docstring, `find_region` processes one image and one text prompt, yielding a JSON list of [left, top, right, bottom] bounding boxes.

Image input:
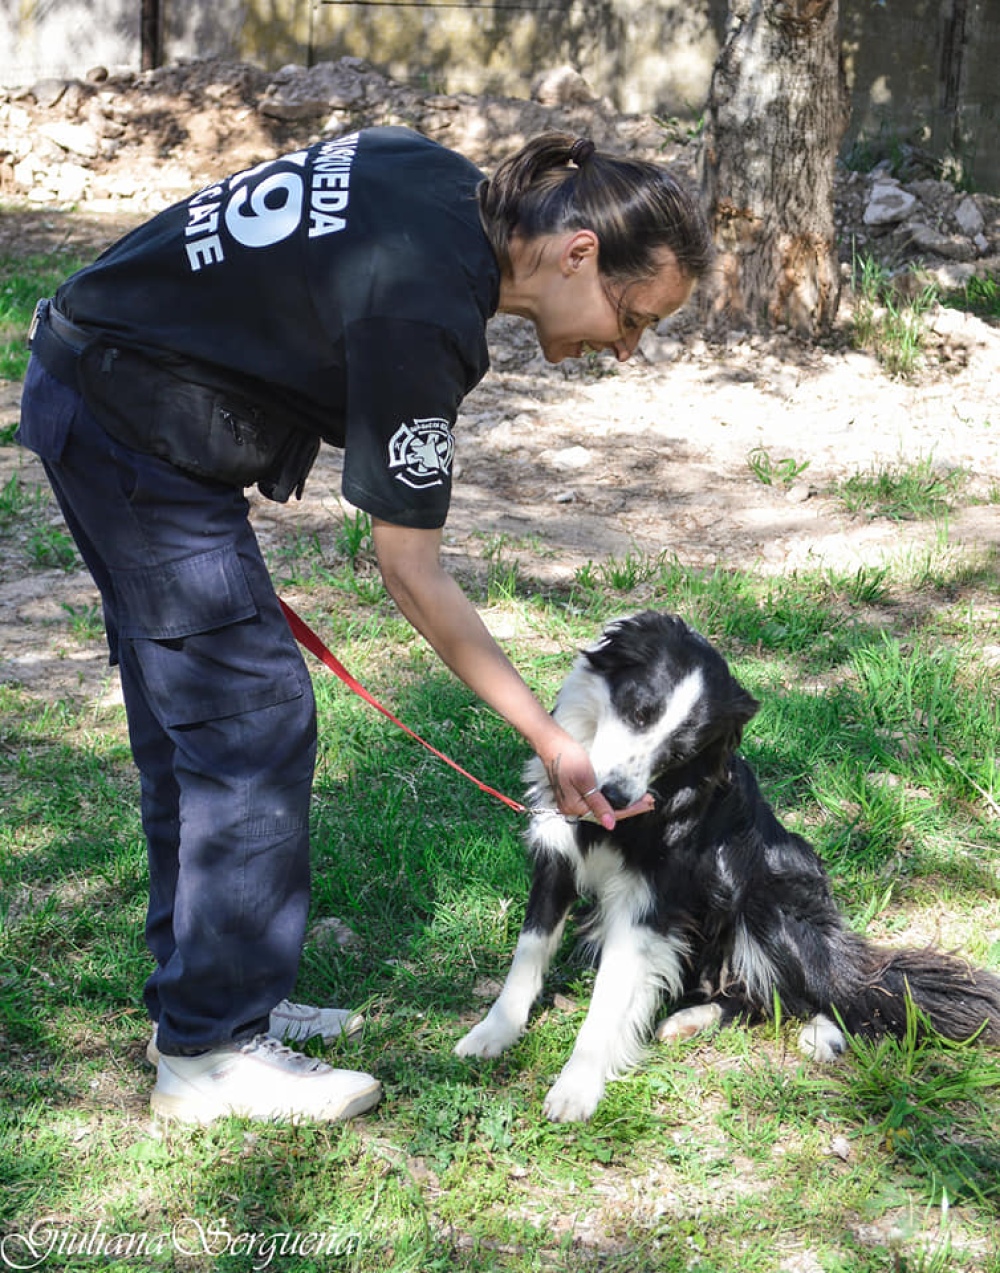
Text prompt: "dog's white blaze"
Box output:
[[580, 666, 705, 802], [524, 659, 705, 809]]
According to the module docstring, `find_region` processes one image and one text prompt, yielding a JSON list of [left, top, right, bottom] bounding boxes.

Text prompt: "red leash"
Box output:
[[279, 598, 527, 814]]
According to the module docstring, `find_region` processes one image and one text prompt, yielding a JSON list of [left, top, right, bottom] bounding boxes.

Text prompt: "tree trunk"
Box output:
[[699, 0, 850, 337], [141, 0, 162, 73]]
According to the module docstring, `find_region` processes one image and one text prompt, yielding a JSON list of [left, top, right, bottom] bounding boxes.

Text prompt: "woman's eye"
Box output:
[[622, 312, 656, 335]]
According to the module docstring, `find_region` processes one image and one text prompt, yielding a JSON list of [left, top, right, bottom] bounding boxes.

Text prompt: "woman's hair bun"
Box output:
[[569, 138, 596, 167]]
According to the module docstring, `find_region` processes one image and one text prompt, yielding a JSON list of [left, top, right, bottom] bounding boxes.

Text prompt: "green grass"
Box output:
[[0, 252, 89, 380], [836, 456, 968, 521], [2, 247, 1000, 1271], [3, 537, 1000, 1272], [849, 251, 939, 379], [942, 274, 1000, 325], [746, 445, 811, 488]]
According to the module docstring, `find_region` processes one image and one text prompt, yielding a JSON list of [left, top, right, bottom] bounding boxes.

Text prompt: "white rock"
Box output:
[[51, 162, 90, 202], [954, 194, 985, 237], [0, 103, 33, 134], [37, 120, 100, 160], [12, 154, 38, 188], [548, 445, 593, 470], [926, 260, 978, 289], [30, 78, 68, 109], [531, 65, 596, 107], [638, 329, 682, 364], [906, 221, 975, 261], [863, 181, 918, 226]]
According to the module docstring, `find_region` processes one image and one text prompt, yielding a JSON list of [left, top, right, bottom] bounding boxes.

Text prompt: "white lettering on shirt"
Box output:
[[307, 133, 359, 238], [181, 137, 359, 270], [224, 171, 305, 248]]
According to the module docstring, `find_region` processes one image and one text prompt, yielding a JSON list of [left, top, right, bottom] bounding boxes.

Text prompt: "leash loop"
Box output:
[[279, 599, 527, 814]]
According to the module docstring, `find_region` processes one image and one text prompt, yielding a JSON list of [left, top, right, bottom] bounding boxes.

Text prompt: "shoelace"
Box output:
[[272, 1000, 318, 1021], [239, 1034, 329, 1073]]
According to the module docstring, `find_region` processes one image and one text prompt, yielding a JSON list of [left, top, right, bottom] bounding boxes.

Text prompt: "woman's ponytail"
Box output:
[[478, 133, 712, 286]]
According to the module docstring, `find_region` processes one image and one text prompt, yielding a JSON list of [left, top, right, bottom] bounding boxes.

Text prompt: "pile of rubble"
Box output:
[[0, 57, 667, 210], [1, 56, 998, 286], [837, 165, 1000, 286]]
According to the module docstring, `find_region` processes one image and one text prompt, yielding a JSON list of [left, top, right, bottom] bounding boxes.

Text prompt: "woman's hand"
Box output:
[[536, 730, 654, 830]]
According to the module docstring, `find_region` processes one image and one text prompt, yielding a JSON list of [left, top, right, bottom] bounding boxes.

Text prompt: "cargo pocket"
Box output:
[[113, 541, 306, 727], [16, 358, 80, 462]]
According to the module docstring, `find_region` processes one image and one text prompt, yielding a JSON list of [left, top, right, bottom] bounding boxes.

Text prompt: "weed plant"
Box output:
[[942, 274, 1000, 324], [746, 445, 811, 487], [849, 250, 938, 378], [837, 456, 968, 522]]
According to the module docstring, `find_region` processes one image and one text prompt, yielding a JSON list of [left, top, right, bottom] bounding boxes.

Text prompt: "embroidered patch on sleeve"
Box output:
[[387, 418, 455, 489]]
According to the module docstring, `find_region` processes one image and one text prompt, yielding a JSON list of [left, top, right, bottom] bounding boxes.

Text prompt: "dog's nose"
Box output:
[[599, 782, 633, 811]]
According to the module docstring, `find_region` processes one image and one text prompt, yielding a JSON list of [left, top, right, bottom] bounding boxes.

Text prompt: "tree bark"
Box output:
[[699, 0, 850, 337]]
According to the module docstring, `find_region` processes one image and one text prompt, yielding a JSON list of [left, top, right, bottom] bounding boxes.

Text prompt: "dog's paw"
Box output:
[[542, 1063, 606, 1122], [655, 1003, 723, 1043], [454, 1014, 521, 1059], [798, 1013, 845, 1062]]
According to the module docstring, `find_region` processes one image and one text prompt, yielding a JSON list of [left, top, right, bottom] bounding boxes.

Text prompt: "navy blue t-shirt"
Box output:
[[56, 127, 500, 528]]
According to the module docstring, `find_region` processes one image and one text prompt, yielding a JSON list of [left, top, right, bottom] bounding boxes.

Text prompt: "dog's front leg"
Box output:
[[543, 922, 681, 1122], [455, 852, 577, 1060]]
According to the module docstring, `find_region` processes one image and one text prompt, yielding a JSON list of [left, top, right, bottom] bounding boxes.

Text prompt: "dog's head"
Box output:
[[550, 611, 759, 809]]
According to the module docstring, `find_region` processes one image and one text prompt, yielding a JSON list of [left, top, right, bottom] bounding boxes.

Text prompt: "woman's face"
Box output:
[[528, 232, 694, 364]]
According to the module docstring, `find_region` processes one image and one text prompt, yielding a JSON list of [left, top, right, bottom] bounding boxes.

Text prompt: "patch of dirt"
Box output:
[[2, 61, 999, 705]]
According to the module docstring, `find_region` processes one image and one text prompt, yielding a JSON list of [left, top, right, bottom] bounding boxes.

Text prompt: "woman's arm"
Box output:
[[371, 518, 650, 829]]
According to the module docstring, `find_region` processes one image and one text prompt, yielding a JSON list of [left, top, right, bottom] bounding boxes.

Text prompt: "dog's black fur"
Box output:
[[456, 611, 1000, 1121]]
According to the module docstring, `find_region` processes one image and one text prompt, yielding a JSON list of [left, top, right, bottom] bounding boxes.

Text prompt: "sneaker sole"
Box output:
[[150, 1077, 382, 1125]]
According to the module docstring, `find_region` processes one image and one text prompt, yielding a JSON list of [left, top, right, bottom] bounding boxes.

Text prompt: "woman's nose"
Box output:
[[614, 329, 642, 362]]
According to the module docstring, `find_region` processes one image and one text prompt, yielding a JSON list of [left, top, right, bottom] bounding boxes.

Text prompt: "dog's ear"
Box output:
[[722, 682, 759, 751]]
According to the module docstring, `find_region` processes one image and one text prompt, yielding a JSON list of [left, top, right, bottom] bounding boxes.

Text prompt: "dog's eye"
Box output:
[[631, 703, 658, 729]]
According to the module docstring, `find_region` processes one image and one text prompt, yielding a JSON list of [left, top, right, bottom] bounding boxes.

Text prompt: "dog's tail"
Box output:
[[837, 942, 1000, 1045]]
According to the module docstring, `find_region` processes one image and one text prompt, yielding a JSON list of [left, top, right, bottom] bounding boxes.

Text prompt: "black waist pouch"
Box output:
[[76, 341, 321, 503]]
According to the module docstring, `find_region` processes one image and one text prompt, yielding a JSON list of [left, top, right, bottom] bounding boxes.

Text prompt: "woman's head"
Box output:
[[479, 133, 712, 286], [481, 133, 712, 362]]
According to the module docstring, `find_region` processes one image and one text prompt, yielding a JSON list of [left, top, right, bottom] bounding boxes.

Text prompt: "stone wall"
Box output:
[[3, 0, 999, 191]]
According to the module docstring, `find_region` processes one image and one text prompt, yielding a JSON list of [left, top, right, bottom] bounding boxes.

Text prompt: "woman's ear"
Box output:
[[561, 229, 600, 275]]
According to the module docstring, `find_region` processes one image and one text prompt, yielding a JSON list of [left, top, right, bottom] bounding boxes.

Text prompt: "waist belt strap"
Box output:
[[28, 298, 95, 387], [48, 302, 92, 350]]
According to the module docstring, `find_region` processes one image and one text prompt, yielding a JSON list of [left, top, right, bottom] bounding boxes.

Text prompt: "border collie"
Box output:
[[455, 611, 1000, 1122]]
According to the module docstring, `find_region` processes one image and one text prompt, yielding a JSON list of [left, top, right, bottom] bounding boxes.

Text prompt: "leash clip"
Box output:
[[28, 298, 48, 345]]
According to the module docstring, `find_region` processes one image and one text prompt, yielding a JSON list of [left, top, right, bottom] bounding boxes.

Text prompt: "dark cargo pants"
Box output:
[[17, 358, 317, 1055]]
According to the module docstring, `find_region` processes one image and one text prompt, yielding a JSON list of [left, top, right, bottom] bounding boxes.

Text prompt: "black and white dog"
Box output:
[[455, 611, 1000, 1122]]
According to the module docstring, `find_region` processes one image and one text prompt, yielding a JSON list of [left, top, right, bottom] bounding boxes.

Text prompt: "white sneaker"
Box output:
[[151, 1034, 382, 1125], [145, 999, 365, 1066]]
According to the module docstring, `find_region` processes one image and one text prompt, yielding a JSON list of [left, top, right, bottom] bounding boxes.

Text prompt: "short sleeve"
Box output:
[[341, 316, 484, 529]]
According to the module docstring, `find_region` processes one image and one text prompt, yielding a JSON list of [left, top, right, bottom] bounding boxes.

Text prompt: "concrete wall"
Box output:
[[3, 1, 999, 190], [841, 0, 1000, 186], [1, 0, 140, 83]]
